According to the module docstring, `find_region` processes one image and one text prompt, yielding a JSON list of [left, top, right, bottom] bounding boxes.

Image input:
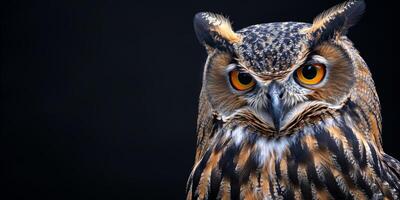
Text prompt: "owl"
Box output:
[[186, 0, 400, 199]]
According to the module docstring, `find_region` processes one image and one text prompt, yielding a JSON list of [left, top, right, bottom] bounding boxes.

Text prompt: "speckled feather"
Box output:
[[236, 22, 310, 74]]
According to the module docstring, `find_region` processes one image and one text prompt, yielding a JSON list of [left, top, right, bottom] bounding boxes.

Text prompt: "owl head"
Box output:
[[194, 0, 370, 136]]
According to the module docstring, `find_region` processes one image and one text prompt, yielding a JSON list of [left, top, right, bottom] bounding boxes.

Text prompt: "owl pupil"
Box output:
[[302, 65, 317, 79], [238, 72, 252, 85]]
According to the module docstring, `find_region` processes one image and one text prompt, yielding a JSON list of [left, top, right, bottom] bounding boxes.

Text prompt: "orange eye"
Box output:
[[229, 70, 256, 91], [295, 63, 326, 85]]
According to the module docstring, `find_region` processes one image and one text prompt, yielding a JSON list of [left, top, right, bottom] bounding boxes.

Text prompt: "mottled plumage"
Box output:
[[187, 1, 400, 199]]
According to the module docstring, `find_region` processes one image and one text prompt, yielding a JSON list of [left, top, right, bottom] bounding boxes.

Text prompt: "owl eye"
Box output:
[[295, 63, 326, 85], [229, 70, 256, 91]]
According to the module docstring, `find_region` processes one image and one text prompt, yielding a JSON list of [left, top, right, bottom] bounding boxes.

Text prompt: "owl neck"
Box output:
[[195, 94, 383, 161], [189, 101, 393, 199], [208, 97, 383, 164]]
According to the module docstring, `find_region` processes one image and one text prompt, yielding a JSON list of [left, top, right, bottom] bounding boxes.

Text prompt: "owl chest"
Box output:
[[189, 128, 298, 199], [188, 124, 390, 199]]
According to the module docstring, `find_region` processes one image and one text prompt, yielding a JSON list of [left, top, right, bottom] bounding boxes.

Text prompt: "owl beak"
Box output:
[[267, 81, 284, 131]]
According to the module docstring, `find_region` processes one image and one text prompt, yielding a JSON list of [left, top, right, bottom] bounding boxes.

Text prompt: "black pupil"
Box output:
[[302, 65, 317, 79], [238, 72, 253, 85]]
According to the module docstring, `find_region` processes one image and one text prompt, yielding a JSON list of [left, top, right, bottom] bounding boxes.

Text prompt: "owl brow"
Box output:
[[284, 48, 318, 75], [232, 57, 252, 71], [230, 46, 266, 76], [233, 57, 290, 80]]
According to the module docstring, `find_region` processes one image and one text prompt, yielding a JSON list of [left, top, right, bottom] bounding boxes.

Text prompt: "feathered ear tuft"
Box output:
[[306, 0, 365, 43], [193, 12, 241, 52]]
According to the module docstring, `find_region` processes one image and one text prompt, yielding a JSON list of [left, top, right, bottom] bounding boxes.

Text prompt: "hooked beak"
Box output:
[[266, 81, 284, 132]]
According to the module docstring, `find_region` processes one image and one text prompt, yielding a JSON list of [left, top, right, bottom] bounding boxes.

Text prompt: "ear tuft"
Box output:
[[306, 0, 365, 42], [193, 12, 241, 51]]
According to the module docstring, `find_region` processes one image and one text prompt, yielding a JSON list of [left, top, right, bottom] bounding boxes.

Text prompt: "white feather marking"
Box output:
[[255, 136, 290, 166], [231, 127, 244, 146]]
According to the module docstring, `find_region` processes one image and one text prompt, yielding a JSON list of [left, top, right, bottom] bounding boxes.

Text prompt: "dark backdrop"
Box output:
[[1, 0, 397, 199]]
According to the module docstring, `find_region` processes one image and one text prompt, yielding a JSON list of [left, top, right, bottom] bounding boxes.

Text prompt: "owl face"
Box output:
[[194, 1, 364, 135]]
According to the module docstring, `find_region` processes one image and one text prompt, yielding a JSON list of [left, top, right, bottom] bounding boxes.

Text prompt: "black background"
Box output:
[[1, 0, 397, 199]]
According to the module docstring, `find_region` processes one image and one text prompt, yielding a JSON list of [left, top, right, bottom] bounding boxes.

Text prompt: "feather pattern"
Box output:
[[188, 1, 399, 199]]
